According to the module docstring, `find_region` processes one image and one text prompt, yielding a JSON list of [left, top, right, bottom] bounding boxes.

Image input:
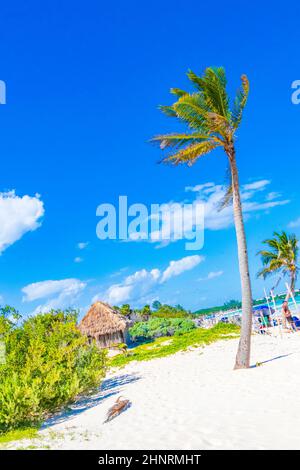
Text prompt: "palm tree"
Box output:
[[257, 231, 299, 300], [151, 67, 252, 369]]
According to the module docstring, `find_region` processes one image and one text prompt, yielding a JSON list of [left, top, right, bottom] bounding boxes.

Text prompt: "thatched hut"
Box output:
[[79, 301, 129, 348]]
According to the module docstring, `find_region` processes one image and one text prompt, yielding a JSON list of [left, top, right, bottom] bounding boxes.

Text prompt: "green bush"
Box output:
[[111, 323, 240, 367], [151, 304, 190, 318], [129, 317, 195, 340], [0, 307, 106, 433]]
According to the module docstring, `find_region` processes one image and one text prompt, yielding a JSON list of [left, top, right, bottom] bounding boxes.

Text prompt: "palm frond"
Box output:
[[152, 66, 250, 170], [172, 93, 210, 130], [218, 184, 233, 211], [170, 88, 188, 97], [231, 74, 249, 129], [188, 67, 230, 119], [150, 132, 210, 150], [162, 140, 219, 166], [257, 250, 278, 265], [257, 266, 282, 279], [257, 231, 299, 282], [206, 112, 232, 137], [158, 105, 177, 117], [218, 165, 233, 211]]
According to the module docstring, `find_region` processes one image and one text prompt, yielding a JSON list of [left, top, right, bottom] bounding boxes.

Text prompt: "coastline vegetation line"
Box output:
[[110, 323, 240, 368]]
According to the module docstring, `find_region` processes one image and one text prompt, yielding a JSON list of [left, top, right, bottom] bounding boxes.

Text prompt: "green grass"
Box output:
[[110, 323, 240, 368], [0, 426, 39, 445]]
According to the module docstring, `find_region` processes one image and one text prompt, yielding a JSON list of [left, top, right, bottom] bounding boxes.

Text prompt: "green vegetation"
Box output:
[[0, 306, 106, 433], [115, 301, 191, 319], [194, 299, 242, 316], [151, 303, 190, 318], [117, 304, 131, 316], [0, 426, 39, 445], [110, 323, 240, 367], [129, 317, 195, 340], [257, 231, 299, 298]]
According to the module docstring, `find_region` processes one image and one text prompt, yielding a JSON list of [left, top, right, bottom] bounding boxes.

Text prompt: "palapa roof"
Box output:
[[79, 301, 127, 337]]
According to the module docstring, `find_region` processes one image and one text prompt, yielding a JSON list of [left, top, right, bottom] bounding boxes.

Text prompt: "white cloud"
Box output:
[[185, 182, 215, 193], [78, 242, 89, 250], [288, 218, 300, 229], [0, 191, 44, 254], [103, 285, 134, 305], [22, 278, 87, 313], [126, 179, 289, 248], [94, 255, 203, 306], [192, 180, 288, 231], [198, 270, 223, 281], [242, 180, 270, 191], [156, 180, 289, 235], [74, 256, 83, 263], [95, 268, 160, 305], [266, 192, 281, 201], [161, 255, 204, 283]]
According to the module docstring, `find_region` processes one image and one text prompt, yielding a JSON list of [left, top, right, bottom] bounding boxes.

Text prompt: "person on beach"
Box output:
[[282, 301, 297, 331]]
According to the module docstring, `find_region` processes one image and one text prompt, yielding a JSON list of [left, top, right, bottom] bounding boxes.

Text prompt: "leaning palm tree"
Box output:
[[151, 67, 252, 369], [257, 231, 299, 300]]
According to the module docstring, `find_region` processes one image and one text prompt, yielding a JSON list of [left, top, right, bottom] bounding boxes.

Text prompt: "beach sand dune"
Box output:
[[7, 333, 300, 450]]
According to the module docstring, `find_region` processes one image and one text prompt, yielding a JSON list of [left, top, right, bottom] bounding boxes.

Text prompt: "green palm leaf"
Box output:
[[231, 75, 250, 129], [162, 140, 219, 166], [151, 132, 211, 149], [257, 231, 299, 286]]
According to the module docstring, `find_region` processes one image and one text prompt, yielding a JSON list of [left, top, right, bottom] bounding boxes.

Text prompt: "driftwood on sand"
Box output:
[[104, 397, 131, 423]]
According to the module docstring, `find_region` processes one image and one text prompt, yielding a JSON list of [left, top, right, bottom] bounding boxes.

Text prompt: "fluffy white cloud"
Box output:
[[0, 191, 44, 254], [22, 278, 87, 313], [74, 256, 83, 263], [95, 256, 203, 306], [95, 268, 160, 305], [198, 270, 223, 281], [103, 285, 134, 305], [161, 255, 204, 283]]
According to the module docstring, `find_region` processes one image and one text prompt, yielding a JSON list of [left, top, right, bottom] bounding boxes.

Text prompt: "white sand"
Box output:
[[6, 332, 300, 450]]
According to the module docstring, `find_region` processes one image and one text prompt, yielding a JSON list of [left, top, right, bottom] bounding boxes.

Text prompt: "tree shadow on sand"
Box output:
[[41, 373, 140, 428]]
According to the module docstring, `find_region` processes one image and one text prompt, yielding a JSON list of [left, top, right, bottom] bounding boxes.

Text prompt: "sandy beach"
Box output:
[[5, 332, 300, 450]]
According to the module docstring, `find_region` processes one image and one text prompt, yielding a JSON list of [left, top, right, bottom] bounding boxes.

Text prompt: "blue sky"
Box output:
[[1, 0, 300, 316]]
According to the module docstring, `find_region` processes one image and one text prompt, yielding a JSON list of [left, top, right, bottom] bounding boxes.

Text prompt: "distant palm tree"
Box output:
[[257, 231, 299, 300], [151, 67, 252, 369]]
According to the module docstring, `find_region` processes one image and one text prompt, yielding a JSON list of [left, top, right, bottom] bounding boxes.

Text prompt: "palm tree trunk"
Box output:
[[227, 146, 253, 369]]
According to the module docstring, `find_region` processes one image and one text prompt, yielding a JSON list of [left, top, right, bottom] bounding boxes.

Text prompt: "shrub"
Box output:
[[0, 307, 106, 433], [118, 304, 131, 316], [151, 304, 190, 318], [129, 317, 195, 340], [111, 323, 240, 367]]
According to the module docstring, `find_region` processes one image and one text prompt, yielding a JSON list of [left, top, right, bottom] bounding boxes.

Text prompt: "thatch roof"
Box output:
[[79, 301, 127, 337]]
